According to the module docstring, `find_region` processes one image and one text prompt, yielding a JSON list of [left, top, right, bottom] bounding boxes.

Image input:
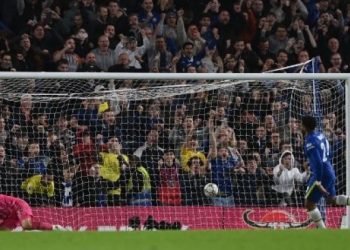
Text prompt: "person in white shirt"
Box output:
[[114, 31, 150, 70], [272, 150, 309, 207]]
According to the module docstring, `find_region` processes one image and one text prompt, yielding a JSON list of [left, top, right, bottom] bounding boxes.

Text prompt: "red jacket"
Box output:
[[73, 143, 96, 175], [158, 163, 181, 206]]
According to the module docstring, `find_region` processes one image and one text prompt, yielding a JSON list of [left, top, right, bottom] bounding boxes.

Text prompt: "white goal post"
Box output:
[[0, 72, 349, 230]]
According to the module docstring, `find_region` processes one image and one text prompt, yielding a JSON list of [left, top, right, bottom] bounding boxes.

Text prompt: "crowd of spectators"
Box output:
[[0, 0, 350, 73], [0, 0, 347, 208]]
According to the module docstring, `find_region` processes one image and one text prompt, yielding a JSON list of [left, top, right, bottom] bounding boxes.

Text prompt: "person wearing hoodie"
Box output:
[[271, 150, 309, 207]]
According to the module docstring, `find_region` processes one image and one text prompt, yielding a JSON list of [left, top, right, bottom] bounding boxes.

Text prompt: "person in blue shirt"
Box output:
[[177, 42, 202, 73], [210, 144, 238, 206], [302, 115, 350, 228]]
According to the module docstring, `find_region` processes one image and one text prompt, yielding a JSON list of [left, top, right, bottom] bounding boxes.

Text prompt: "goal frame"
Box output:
[[0, 72, 349, 229]]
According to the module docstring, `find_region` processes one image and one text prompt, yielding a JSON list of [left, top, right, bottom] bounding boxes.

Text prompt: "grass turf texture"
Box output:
[[0, 230, 348, 250]]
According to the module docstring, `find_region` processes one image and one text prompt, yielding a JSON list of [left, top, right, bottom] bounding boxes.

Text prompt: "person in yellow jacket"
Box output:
[[127, 155, 152, 206], [21, 173, 55, 206], [99, 136, 129, 205], [180, 134, 208, 172], [180, 120, 217, 172]]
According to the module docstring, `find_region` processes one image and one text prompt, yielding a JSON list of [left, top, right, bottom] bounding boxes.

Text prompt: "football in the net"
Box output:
[[204, 183, 219, 197]]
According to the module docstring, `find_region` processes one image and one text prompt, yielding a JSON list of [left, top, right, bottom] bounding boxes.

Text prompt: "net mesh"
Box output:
[[0, 74, 346, 230]]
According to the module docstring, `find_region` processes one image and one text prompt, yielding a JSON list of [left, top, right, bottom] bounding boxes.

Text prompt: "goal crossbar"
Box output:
[[0, 72, 350, 80]]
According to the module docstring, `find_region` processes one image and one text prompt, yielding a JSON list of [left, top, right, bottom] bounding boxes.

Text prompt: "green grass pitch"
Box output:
[[0, 230, 349, 250]]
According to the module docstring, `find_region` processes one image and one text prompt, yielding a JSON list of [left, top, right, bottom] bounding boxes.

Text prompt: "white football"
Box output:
[[204, 183, 219, 197]]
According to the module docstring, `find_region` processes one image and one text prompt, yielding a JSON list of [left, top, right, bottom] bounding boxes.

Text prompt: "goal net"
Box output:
[[0, 71, 347, 230]]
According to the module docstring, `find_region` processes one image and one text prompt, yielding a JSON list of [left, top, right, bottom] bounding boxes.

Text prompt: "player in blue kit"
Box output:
[[302, 116, 350, 228]]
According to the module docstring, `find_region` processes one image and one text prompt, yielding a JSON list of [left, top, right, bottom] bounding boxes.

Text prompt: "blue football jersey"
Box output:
[[304, 131, 336, 187]]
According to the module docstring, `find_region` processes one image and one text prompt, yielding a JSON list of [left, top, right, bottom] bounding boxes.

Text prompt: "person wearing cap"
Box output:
[[114, 28, 150, 70]]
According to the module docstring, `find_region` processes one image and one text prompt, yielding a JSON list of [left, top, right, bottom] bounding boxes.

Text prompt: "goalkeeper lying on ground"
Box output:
[[0, 194, 66, 231]]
